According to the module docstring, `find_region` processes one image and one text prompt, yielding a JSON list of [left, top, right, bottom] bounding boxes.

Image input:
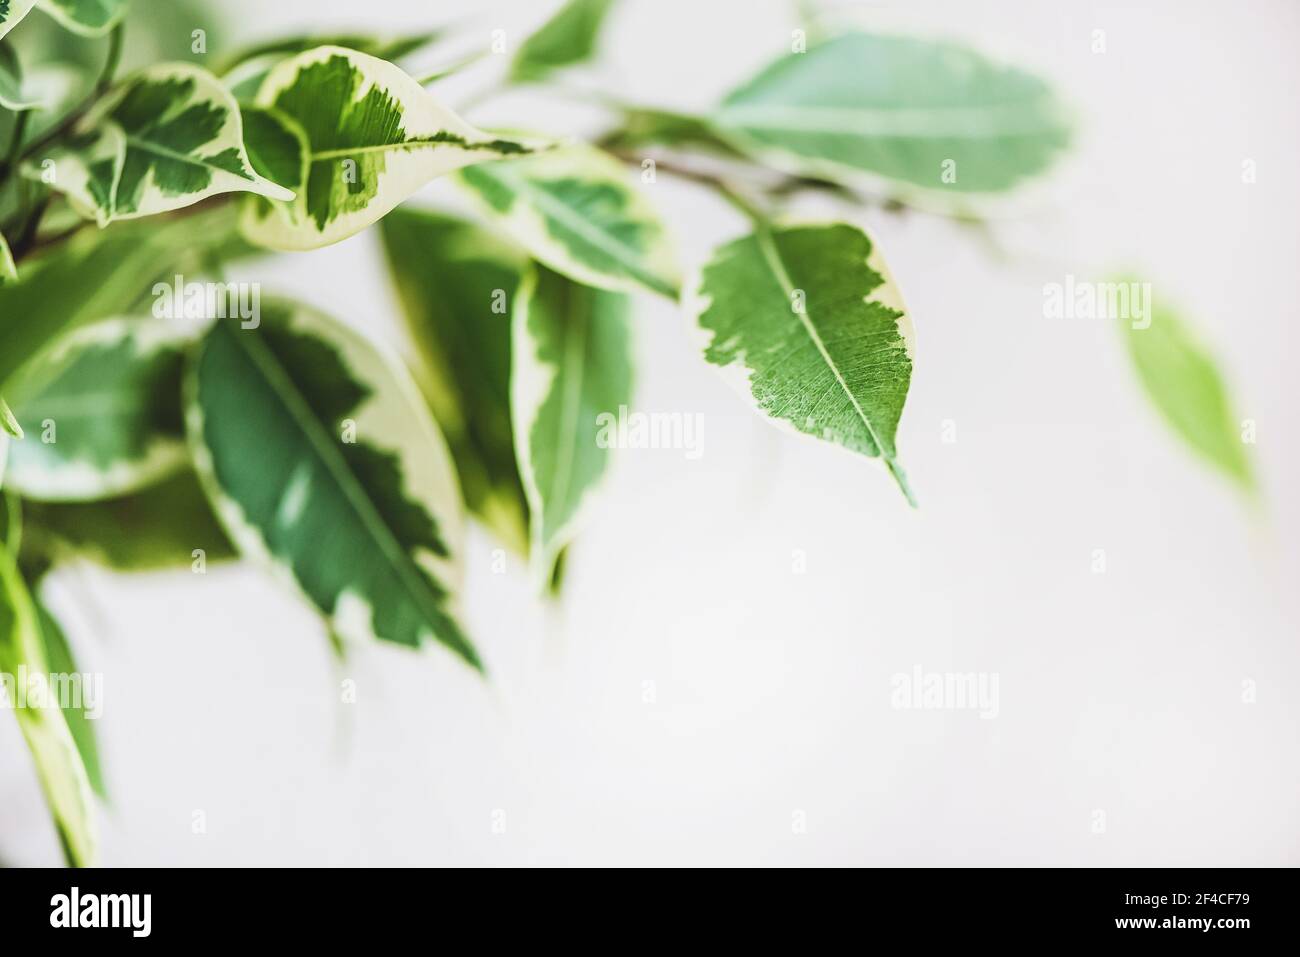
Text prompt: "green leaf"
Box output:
[[713, 32, 1071, 196], [219, 30, 443, 79], [0, 397, 21, 437], [456, 144, 679, 298], [513, 265, 632, 587], [19, 469, 234, 571], [688, 221, 916, 503], [511, 0, 616, 83], [380, 206, 530, 553], [39, 0, 130, 37], [239, 103, 307, 194], [1121, 284, 1254, 492], [32, 596, 104, 798], [0, 38, 41, 109], [0, 544, 97, 866], [25, 123, 125, 226], [4, 318, 188, 502], [239, 46, 533, 251], [0, 1, 39, 42], [63, 62, 293, 222], [0, 205, 242, 397], [0, 227, 15, 283], [186, 301, 478, 666]]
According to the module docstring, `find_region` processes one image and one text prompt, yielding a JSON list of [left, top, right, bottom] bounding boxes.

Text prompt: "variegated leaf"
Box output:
[[0, 1, 39, 42], [456, 144, 679, 298], [24, 123, 125, 226], [688, 222, 916, 504], [73, 63, 292, 221], [40, 0, 130, 36], [0, 207, 243, 397], [33, 595, 105, 798], [713, 32, 1071, 198], [513, 265, 632, 588], [380, 206, 530, 553], [4, 318, 188, 502], [0, 544, 97, 867], [240, 46, 532, 251], [511, 0, 616, 83], [186, 300, 478, 666]]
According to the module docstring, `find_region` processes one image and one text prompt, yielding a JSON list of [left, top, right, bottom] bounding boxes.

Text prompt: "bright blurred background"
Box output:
[[1, 0, 1297, 866]]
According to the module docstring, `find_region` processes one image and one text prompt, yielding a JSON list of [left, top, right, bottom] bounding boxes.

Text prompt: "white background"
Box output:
[[2, 0, 1297, 866]]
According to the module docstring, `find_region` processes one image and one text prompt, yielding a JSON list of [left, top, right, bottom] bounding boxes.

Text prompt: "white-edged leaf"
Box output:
[[185, 300, 479, 666], [513, 265, 632, 588], [4, 318, 189, 502], [39, 0, 129, 37], [511, 0, 616, 83], [69, 62, 292, 221], [713, 32, 1071, 199], [379, 206, 530, 553], [456, 144, 680, 298], [23, 122, 125, 226], [0, 544, 97, 867], [240, 46, 533, 251], [687, 221, 916, 503], [0, 1, 39, 42]]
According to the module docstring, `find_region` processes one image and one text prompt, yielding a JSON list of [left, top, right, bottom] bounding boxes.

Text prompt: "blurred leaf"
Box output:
[[1, 397, 22, 437], [239, 46, 532, 251], [186, 302, 478, 665], [0, 227, 15, 282], [0, 204, 243, 398], [219, 29, 443, 76], [0, 1, 39, 43], [713, 32, 1071, 196], [513, 265, 631, 588], [20, 468, 234, 571], [380, 206, 530, 553], [32, 595, 105, 798], [511, 0, 616, 83], [0, 39, 40, 109], [688, 221, 915, 503], [1121, 283, 1254, 492], [5, 318, 189, 502], [41, 0, 130, 37], [0, 542, 97, 866], [456, 144, 679, 298]]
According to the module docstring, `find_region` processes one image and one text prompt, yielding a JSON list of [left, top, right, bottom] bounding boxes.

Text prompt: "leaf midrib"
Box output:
[[482, 165, 674, 296], [752, 227, 901, 466], [717, 102, 1065, 140], [224, 326, 452, 643]]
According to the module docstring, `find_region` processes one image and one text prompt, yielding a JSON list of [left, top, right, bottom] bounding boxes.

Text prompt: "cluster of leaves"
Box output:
[[0, 0, 1255, 866]]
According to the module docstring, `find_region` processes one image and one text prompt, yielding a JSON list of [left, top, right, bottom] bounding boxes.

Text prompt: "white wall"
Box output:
[[2, 0, 1296, 866]]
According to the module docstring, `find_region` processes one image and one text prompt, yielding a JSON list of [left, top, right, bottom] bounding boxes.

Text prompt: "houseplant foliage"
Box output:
[[0, 0, 1252, 865]]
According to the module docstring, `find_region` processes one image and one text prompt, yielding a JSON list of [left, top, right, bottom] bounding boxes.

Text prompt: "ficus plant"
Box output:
[[0, 1, 1255, 866]]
